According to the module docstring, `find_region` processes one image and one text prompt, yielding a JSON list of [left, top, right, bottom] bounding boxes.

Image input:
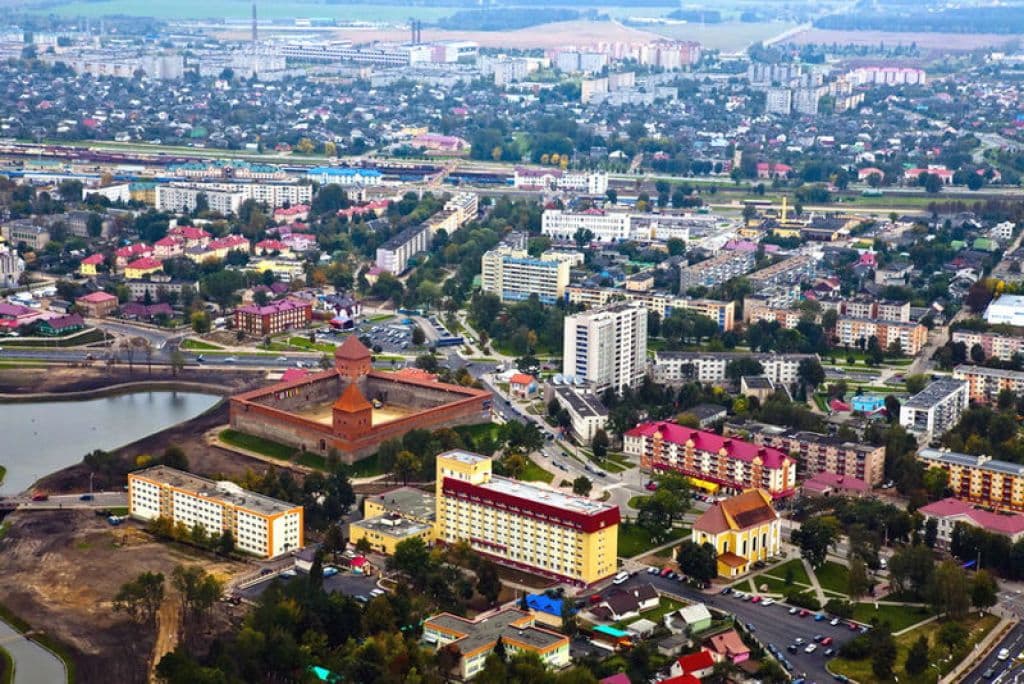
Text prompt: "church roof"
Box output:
[[333, 383, 372, 413], [335, 335, 371, 360]]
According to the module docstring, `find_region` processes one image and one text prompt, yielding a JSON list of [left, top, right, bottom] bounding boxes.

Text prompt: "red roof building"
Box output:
[[233, 298, 312, 336], [624, 422, 796, 498], [707, 629, 750, 664], [802, 471, 870, 498], [670, 650, 715, 679], [919, 497, 1024, 548], [75, 291, 118, 318]]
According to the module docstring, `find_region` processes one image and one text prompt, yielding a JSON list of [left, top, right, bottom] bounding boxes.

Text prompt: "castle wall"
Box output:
[[250, 374, 341, 413], [364, 375, 474, 409]]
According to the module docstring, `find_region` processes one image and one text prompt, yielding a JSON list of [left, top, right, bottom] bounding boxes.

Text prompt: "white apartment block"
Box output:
[[157, 182, 312, 212], [481, 247, 570, 304], [542, 209, 631, 243], [952, 329, 1024, 362], [679, 250, 756, 291], [652, 351, 815, 386], [563, 302, 647, 392], [375, 224, 429, 274], [548, 385, 609, 444], [156, 184, 245, 215], [128, 466, 303, 559], [565, 286, 735, 331], [899, 378, 969, 440], [444, 192, 479, 226]]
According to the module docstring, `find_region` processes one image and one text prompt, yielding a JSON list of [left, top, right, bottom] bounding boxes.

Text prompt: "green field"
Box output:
[[520, 456, 554, 484], [0, 644, 11, 684], [815, 561, 850, 595], [219, 429, 296, 461], [180, 338, 223, 351], [3, 329, 106, 348], [618, 523, 689, 558], [761, 559, 812, 586], [852, 602, 933, 632], [619, 596, 684, 628], [344, 453, 385, 478], [454, 422, 500, 445], [286, 336, 336, 354], [831, 613, 997, 684]]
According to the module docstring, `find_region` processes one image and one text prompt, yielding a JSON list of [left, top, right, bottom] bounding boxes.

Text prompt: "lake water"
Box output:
[[0, 392, 220, 495]]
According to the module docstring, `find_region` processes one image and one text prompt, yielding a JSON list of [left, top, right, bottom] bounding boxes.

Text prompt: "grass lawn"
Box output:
[[598, 459, 627, 474], [618, 523, 688, 558], [180, 338, 223, 351], [0, 465, 5, 486], [627, 495, 650, 509], [367, 314, 394, 323], [852, 602, 933, 632], [621, 597, 684, 627], [0, 644, 11, 684], [4, 328, 105, 347], [831, 613, 998, 684], [749, 573, 794, 595], [455, 422, 500, 444], [107, 507, 129, 517], [765, 559, 811, 586], [520, 456, 554, 484], [345, 453, 386, 478], [219, 429, 296, 461], [296, 451, 327, 470], [606, 452, 632, 468], [815, 561, 850, 595], [287, 336, 335, 353]]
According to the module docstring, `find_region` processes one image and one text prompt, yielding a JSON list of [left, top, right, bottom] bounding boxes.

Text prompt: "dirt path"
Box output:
[[148, 598, 180, 683]]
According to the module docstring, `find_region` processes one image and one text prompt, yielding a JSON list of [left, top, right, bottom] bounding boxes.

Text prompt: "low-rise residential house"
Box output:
[[75, 291, 118, 317], [918, 497, 1024, 548]]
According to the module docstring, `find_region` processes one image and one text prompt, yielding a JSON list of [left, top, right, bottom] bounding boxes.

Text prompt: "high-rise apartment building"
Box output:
[[563, 302, 647, 392], [481, 247, 570, 304]]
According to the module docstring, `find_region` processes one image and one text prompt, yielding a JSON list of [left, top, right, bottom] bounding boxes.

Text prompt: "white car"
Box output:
[[761, 598, 775, 606], [830, 617, 840, 626], [804, 644, 817, 654], [998, 648, 1011, 661]]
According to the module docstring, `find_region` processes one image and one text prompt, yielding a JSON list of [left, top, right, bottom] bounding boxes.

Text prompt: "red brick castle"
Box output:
[[230, 336, 492, 462]]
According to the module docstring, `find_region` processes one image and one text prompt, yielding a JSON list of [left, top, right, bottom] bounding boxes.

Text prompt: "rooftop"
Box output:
[[694, 489, 778, 535], [903, 378, 967, 409], [351, 513, 432, 539], [625, 422, 790, 468], [552, 386, 608, 418], [131, 465, 299, 516], [918, 448, 1024, 477], [425, 609, 565, 656], [364, 486, 435, 522], [919, 497, 1024, 535]]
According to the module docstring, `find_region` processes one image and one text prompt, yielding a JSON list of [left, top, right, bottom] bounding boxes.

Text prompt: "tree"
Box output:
[[923, 467, 949, 500], [929, 560, 971, 620], [394, 450, 421, 485], [938, 621, 968, 653], [971, 569, 999, 612], [847, 557, 871, 601], [113, 571, 165, 625], [725, 357, 765, 382], [871, 623, 898, 680], [572, 476, 593, 497], [793, 515, 840, 568], [411, 325, 426, 345], [591, 429, 609, 460], [797, 357, 826, 390], [169, 349, 185, 377], [218, 529, 235, 556], [171, 565, 223, 646], [475, 559, 502, 605], [676, 540, 718, 584], [924, 517, 938, 548], [573, 228, 594, 249], [190, 311, 211, 334], [889, 544, 935, 596], [904, 633, 929, 676]]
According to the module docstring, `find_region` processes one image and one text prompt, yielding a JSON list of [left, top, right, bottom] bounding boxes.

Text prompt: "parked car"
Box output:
[[789, 607, 799, 615], [761, 598, 775, 606], [830, 617, 841, 626], [799, 609, 810, 617], [79, 494, 94, 501], [804, 644, 817, 654], [998, 648, 1011, 661], [821, 637, 833, 646], [645, 481, 658, 491], [751, 595, 762, 603], [814, 613, 826, 621], [824, 648, 835, 657]]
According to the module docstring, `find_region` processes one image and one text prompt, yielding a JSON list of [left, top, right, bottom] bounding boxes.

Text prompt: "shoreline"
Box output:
[[0, 380, 233, 404]]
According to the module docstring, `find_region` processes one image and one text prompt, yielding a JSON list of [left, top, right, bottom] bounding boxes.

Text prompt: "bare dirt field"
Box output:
[[0, 510, 246, 682], [217, 19, 662, 49], [785, 28, 1017, 52], [644, 21, 799, 52]]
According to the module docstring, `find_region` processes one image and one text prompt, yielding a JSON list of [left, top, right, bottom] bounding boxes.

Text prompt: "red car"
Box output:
[[645, 481, 658, 491], [589, 594, 602, 604], [751, 595, 762, 604], [799, 609, 810, 617], [848, 622, 860, 631], [821, 637, 833, 646]]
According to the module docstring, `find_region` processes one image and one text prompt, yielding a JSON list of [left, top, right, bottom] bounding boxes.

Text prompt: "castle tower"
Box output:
[[332, 383, 373, 439], [334, 335, 372, 382]]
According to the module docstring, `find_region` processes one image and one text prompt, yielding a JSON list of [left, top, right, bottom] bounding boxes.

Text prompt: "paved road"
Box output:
[[6, 491, 128, 509], [613, 573, 860, 682], [961, 622, 1024, 684], [0, 617, 67, 684]]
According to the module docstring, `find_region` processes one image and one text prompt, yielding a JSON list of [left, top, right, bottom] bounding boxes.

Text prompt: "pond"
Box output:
[[0, 391, 220, 495]]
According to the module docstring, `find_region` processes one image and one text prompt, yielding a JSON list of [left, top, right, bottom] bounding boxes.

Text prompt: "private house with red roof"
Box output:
[[756, 162, 793, 179], [254, 239, 292, 258], [706, 629, 750, 664], [186, 234, 249, 263], [78, 253, 105, 276], [918, 497, 1024, 548], [274, 204, 310, 223], [801, 471, 870, 499], [904, 166, 954, 185], [154, 236, 184, 259], [857, 167, 885, 182], [124, 257, 164, 280], [624, 422, 796, 499], [167, 225, 212, 247], [692, 489, 781, 577], [509, 373, 538, 399], [669, 650, 715, 679], [75, 291, 118, 317], [115, 243, 153, 268], [337, 199, 390, 221]]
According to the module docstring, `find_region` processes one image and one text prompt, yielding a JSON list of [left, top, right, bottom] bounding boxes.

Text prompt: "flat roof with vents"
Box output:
[[130, 465, 299, 516]]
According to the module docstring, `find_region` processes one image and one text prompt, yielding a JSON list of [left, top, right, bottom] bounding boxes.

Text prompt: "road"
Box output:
[[614, 572, 860, 682], [960, 622, 1024, 683], [1, 491, 127, 508]]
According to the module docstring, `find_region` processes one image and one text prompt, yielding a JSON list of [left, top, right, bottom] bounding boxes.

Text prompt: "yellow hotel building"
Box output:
[[436, 450, 620, 586], [692, 489, 781, 577], [128, 465, 303, 559]]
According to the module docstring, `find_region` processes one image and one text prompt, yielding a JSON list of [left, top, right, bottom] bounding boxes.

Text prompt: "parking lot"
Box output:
[[612, 573, 861, 682], [360, 320, 415, 353]]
